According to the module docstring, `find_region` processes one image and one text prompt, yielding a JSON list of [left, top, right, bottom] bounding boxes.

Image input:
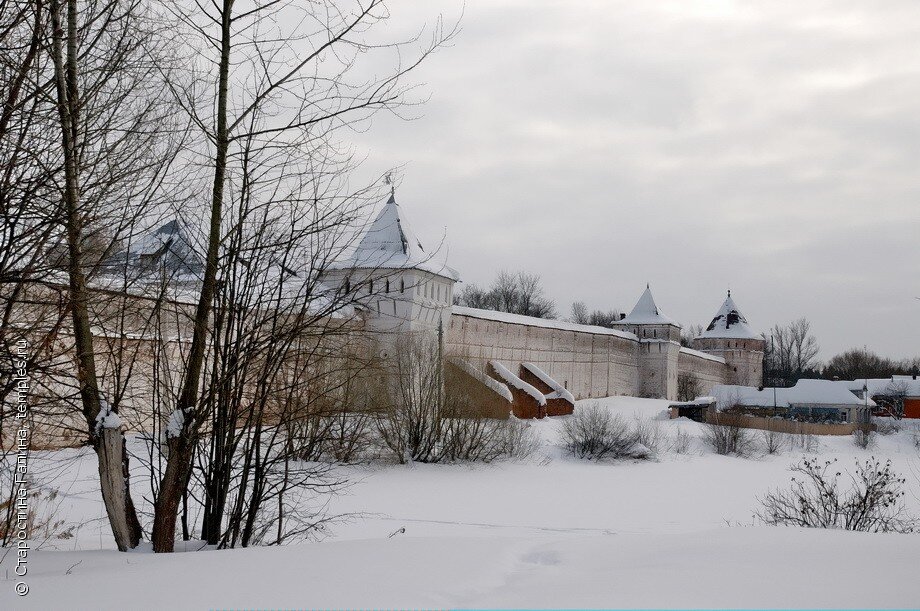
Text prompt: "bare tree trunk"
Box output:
[[48, 0, 140, 551], [152, 0, 232, 553]]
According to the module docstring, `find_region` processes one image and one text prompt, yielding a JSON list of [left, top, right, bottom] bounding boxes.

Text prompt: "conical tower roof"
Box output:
[[331, 192, 458, 280], [619, 285, 677, 326], [698, 291, 759, 339]]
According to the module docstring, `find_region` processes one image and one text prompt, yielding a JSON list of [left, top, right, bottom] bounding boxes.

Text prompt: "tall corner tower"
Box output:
[[692, 290, 765, 386], [323, 190, 459, 345], [614, 285, 682, 399]]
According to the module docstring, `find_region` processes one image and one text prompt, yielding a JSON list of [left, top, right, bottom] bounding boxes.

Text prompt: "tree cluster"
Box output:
[[454, 271, 556, 319], [822, 348, 919, 381], [0, 0, 456, 553], [569, 301, 622, 328]]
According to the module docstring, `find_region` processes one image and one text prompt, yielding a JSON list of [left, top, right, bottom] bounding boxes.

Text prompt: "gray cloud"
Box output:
[[350, 0, 920, 360]]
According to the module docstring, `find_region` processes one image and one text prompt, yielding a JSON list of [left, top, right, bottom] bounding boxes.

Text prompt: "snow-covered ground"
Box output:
[[4, 396, 920, 609]]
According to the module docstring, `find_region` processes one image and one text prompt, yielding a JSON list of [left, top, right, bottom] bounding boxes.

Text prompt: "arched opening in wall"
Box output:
[[400, 278, 405, 293], [385, 279, 390, 293], [369, 279, 374, 294], [344, 277, 350, 294]]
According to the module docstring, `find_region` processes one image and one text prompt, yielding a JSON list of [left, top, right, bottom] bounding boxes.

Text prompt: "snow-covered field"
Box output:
[[4, 396, 920, 609]]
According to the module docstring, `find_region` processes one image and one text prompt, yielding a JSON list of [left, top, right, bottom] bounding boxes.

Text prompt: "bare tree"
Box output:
[[151, 0, 457, 552], [676, 372, 700, 402], [45, 0, 188, 551], [679, 323, 703, 348], [764, 318, 820, 387], [569, 301, 621, 328], [822, 347, 916, 381], [455, 270, 556, 318], [374, 334, 536, 464]]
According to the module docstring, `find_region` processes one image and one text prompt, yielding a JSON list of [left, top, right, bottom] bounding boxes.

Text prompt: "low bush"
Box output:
[[761, 428, 785, 455], [852, 428, 873, 449], [633, 416, 662, 454], [757, 457, 914, 533], [561, 403, 646, 460], [703, 415, 754, 456], [671, 428, 692, 454]]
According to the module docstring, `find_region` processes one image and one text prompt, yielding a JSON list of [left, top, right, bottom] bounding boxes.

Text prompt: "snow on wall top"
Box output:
[[698, 293, 760, 340], [618, 286, 677, 326], [522, 362, 575, 403], [452, 306, 638, 341], [678, 346, 726, 365], [450, 358, 514, 403], [329, 193, 459, 281], [490, 361, 547, 406], [711, 379, 874, 410]]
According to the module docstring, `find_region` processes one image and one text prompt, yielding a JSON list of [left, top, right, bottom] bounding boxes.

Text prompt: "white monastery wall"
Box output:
[[677, 347, 730, 395], [448, 311, 641, 400]]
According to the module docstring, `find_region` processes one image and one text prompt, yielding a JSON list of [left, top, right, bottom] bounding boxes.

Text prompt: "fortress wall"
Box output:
[[692, 337, 765, 387], [678, 348, 730, 396], [446, 312, 640, 400]]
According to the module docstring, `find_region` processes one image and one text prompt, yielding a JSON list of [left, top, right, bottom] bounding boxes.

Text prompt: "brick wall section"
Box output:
[[518, 365, 574, 416]]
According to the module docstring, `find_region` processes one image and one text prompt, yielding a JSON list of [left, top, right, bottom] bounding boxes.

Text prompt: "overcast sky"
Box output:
[[350, 0, 920, 361]]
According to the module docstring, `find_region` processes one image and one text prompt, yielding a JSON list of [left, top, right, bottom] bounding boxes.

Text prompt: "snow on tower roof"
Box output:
[[329, 193, 459, 281], [698, 291, 759, 340], [619, 286, 678, 326]]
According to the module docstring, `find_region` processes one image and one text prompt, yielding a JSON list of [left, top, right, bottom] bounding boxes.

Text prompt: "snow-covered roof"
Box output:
[[452, 306, 638, 341], [618, 286, 677, 326], [329, 193, 459, 281], [711, 379, 874, 410], [837, 377, 920, 397], [678, 346, 726, 365], [698, 292, 759, 340]]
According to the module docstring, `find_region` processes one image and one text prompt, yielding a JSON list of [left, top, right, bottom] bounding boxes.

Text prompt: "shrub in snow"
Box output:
[[375, 334, 532, 464], [442, 416, 538, 463], [676, 372, 700, 402], [325, 410, 375, 463], [790, 428, 818, 453], [0, 484, 71, 544], [560, 403, 646, 461], [670, 429, 692, 454], [757, 457, 915, 533], [703, 415, 754, 457], [494, 418, 540, 459], [873, 419, 901, 436], [632, 416, 662, 454], [852, 428, 873, 449], [760, 428, 785, 455]]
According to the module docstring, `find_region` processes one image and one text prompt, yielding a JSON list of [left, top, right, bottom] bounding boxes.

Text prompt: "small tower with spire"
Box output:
[[613, 285, 682, 399], [692, 290, 765, 386], [323, 188, 459, 341]]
